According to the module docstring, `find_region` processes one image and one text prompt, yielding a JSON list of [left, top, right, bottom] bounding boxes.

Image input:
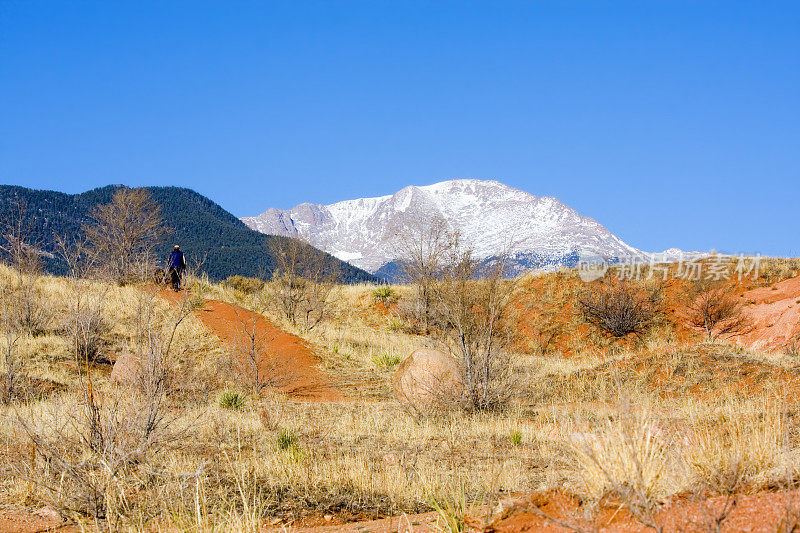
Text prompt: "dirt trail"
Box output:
[[739, 275, 800, 353], [160, 289, 342, 400]]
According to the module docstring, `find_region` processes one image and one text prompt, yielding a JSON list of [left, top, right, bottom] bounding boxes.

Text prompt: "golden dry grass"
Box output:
[[1, 263, 800, 531]]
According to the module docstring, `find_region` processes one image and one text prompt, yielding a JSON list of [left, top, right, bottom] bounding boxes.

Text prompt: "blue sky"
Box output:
[[1, 1, 798, 256]]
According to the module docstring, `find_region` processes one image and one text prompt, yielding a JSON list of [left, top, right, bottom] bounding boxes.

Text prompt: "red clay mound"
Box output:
[[478, 489, 800, 532], [739, 275, 800, 353], [160, 290, 342, 400]]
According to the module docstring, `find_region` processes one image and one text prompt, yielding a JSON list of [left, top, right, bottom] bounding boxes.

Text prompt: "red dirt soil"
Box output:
[[476, 489, 800, 532], [0, 509, 78, 533], [738, 275, 800, 353], [277, 511, 441, 532], [160, 289, 343, 400]]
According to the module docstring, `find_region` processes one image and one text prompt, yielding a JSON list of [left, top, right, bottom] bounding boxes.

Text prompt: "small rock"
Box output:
[[324, 514, 333, 522], [109, 352, 142, 385], [33, 506, 61, 522], [382, 452, 399, 465], [392, 348, 461, 411]]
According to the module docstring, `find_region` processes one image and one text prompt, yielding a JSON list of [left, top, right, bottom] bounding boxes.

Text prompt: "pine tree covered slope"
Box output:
[[0, 184, 379, 283]]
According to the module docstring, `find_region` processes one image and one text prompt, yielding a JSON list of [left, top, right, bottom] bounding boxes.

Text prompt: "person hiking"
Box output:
[[168, 245, 186, 292]]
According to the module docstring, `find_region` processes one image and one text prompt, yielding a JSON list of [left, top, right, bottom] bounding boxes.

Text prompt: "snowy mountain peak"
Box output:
[[242, 179, 645, 275]]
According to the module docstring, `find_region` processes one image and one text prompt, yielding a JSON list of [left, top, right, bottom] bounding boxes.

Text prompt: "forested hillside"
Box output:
[[0, 184, 379, 283]]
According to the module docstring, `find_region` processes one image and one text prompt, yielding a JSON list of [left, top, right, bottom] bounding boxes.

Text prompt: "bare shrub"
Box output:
[[225, 274, 265, 295], [394, 217, 517, 412], [0, 201, 54, 335], [54, 233, 97, 280], [6, 278, 53, 337], [83, 187, 167, 284], [0, 198, 42, 275], [0, 288, 23, 403], [229, 299, 297, 394], [578, 280, 662, 338], [396, 216, 459, 333], [269, 237, 339, 331], [62, 278, 111, 366], [426, 251, 518, 412], [687, 287, 750, 341], [14, 385, 186, 525], [13, 287, 201, 525]]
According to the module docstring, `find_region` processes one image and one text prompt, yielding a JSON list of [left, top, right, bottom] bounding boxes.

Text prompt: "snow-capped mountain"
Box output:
[[242, 179, 649, 276]]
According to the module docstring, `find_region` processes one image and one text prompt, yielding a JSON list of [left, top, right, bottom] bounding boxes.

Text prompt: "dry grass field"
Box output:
[[2, 258, 800, 531]]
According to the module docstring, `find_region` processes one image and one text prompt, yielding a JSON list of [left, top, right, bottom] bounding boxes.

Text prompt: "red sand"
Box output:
[[475, 489, 800, 532], [738, 275, 800, 353], [160, 289, 342, 400]]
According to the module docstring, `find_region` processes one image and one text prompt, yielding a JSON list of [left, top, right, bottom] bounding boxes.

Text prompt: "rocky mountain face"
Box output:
[[242, 179, 650, 278]]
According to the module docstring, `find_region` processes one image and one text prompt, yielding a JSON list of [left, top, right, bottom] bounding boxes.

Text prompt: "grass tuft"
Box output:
[[218, 388, 247, 410]]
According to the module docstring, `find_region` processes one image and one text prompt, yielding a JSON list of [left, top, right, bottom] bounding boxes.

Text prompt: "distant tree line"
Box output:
[[0, 184, 378, 283]]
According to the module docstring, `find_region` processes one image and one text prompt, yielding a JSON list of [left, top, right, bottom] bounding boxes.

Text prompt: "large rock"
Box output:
[[392, 348, 462, 410], [109, 352, 141, 386]]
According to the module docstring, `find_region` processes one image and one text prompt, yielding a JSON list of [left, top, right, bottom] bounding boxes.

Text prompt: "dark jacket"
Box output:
[[169, 250, 186, 270]]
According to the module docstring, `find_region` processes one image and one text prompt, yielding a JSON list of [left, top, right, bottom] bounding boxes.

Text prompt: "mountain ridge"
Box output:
[[0, 184, 379, 283], [242, 178, 648, 275]]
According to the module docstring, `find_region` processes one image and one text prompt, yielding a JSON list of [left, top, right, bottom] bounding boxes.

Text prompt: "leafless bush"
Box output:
[[225, 274, 265, 295], [131, 287, 203, 358], [54, 233, 97, 280], [578, 280, 662, 338], [394, 217, 518, 412], [687, 491, 738, 533], [396, 216, 459, 333], [7, 278, 53, 336], [14, 383, 187, 525], [230, 299, 300, 395], [0, 198, 42, 275], [0, 200, 54, 339], [13, 287, 201, 525], [63, 279, 111, 366], [687, 287, 750, 341], [269, 237, 339, 331], [83, 187, 167, 285], [391, 295, 425, 335], [0, 288, 23, 403], [427, 251, 518, 412]]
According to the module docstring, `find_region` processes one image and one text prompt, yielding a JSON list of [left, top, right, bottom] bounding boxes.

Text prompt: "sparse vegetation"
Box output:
[[371, 351, 404, 369], [219, 388, 247, 409], [578, 279, 662, 338], [276, 427, 299, 451], [225, 274, 266, 295], [0, 248, 798, 530], [83, 188, 167, 284], [687, 286, 750, 341], [269, 237, 340, 331], [371, 285, 397, 305]]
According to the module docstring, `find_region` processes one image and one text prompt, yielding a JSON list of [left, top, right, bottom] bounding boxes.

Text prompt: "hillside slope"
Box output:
[[0, 185, 378, 283]]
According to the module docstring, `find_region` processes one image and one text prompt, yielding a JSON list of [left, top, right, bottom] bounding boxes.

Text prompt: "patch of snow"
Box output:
[[241, 179, 686, 274]]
